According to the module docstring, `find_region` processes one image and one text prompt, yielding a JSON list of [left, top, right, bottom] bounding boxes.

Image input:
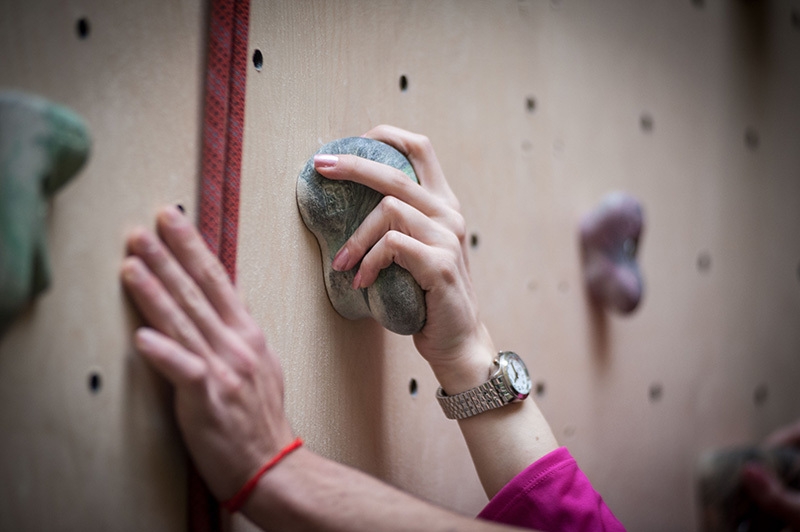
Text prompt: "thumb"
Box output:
[[742, 463, 800, 530]]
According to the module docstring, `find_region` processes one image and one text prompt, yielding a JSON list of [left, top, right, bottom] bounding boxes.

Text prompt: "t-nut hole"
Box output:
[[697, 252, 711, 273], [409, 378, 418, 397], [399, 75, 408, 92], [253, 49, 263, 71], [744, 127, 760, 150], [753, 383, 769, 406], [88, 371, 102, 394], [640, 113, 654, 133], [470, 233, 479, 248], [76, 17, 90, 39], [649, 383, 663, 403]]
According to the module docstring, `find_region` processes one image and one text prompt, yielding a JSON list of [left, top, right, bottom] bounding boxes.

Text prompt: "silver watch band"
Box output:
[[436, 375, 508, 420]]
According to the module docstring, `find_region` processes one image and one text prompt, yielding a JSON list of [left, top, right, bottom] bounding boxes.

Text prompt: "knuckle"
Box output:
[[451, 213, 467, 242], [214, 363, 243, 397], [172, 317, 198, 348], [241, 322, 267, 353], [408, 134, 434, 158], [198, 255, 230, 289], [178, 282, 205, 312], [445, 229, 462, 253], [186, 360, 209, 387], [231, 346, 259, 375], [379, 195, 403, 217], [436, 252, 459, 285], [383, 229, 406, 250]]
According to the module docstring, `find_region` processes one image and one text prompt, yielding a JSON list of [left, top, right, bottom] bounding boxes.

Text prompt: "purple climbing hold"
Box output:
[[580, 192, 645, 314]]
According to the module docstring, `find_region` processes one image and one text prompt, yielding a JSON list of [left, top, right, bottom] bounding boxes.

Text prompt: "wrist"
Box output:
[[240, 445, 310, 520], [428, 325, 496, 395], [223, 437, 304, 513]]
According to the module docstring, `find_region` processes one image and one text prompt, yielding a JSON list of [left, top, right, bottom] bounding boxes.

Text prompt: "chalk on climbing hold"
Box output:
[[0, 91, 91, 331], [296, 137, 426, 335], [579, 192, 644, 314]]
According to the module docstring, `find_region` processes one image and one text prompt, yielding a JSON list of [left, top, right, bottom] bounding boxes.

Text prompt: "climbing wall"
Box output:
[[1, 1, 799, 531], [236, 1, 800, 531], [0, 0, 207, 530]]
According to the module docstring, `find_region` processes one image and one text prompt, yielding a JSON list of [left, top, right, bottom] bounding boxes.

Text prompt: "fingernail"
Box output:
[[314, 154, 338, 168], [332, 247, 350, 271], [164, 205, 183, 225], [122, 260, 144, 283], [352, 270, 362, 290], [142, 233, 159, 255], [135, 327, 157, 350]]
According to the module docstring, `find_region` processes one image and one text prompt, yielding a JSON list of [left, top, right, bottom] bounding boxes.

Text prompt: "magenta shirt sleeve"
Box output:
[[477, 447, 626, 531]]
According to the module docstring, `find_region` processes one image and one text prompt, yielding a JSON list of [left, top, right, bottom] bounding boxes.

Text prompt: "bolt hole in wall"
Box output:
[[697, 251, 711, 273], [408, 378, 418, 397], [399, 75, 408, 92], [753, 383, 769, 407], [640, 113, 654, 133], [691, 0, 704, 8], [792, 9, 800, 30], [534, 381, 546, 398], [470, 233, 479, 248], [649, 383, 663, 403], [744, 127, 760, 150], [76, 17, 90, 39], [252, 49, 263, 71], [526, 96, 536, 113], [88, 371, 102, 394]]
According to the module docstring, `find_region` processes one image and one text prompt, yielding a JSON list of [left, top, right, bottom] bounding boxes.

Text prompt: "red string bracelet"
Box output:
[[221, 437, 304, 513]]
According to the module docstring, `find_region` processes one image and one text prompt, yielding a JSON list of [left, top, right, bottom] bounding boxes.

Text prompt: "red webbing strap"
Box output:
[[193, 0, 250, 529]]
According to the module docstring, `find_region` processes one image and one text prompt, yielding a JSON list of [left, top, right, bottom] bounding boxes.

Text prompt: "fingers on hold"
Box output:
[[348, 196, 405, 258], [363, 125, 431, 159], [743, 464, 800, 520], [357, 230, 459, 290], [355, 230, 405, 287], [135, 327, 207, 387]]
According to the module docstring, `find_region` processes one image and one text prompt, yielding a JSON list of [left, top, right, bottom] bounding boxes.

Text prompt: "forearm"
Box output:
[[431, 325, 559, 499], [243, 447, 530, 531]]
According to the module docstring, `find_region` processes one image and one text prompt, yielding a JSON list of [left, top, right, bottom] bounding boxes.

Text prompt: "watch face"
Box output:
[[502, 352, 532, 397]]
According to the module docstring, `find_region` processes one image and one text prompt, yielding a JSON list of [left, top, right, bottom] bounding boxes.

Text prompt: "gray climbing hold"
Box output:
[[296, 137, 426, 335]]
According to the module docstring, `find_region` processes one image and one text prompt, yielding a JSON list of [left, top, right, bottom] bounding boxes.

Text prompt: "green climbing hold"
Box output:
[[0, 91, 91, 332]]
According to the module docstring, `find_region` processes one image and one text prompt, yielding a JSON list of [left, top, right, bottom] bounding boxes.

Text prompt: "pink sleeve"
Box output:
[[477, 447, 626, 532]]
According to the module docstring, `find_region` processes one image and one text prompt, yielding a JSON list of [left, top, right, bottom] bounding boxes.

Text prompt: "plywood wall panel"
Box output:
[[1, 1, 798, 531], [238, 1, 800, 531], [0, 1, 207, 530]]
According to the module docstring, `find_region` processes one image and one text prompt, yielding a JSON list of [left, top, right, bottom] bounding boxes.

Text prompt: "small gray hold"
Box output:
[[296, 137, 426, 335]]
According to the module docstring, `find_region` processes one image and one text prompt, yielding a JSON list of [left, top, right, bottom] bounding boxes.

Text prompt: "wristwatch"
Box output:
[[436, 351, 532, 420]]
